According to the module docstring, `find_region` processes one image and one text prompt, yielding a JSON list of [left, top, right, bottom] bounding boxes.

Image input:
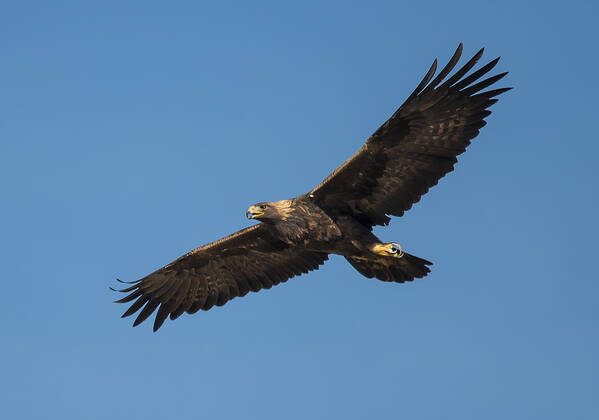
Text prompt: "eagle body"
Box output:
[[113, 44, 511, 331], [254, 197, 432, 282], [259, 197, 414, 259]]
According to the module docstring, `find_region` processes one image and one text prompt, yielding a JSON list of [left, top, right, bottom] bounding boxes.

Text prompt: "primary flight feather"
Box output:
[[113, 43, 510, 331]]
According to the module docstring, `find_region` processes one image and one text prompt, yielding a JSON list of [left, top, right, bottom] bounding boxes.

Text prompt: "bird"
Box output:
[[112, 43, 510, 331]]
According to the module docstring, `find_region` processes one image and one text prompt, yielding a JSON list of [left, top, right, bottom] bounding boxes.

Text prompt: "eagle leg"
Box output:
[[370, 242, 404, 259]]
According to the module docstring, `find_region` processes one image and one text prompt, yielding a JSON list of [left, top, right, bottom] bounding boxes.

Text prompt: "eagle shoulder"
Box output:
[[271, 197, 342, 244]]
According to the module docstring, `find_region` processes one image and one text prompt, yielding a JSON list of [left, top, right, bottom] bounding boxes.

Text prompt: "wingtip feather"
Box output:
[[116, 278, 141, 285]]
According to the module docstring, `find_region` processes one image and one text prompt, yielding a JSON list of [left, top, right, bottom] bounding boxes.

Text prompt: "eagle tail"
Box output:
[[346, 253, 432, 283]]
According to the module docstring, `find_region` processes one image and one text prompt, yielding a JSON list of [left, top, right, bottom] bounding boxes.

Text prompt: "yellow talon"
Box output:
[[391, 242, 404, 258], [371, 242, 404, 258]]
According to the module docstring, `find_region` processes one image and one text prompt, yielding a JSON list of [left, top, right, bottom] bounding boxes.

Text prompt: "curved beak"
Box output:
[[246, 205, 264, 219]]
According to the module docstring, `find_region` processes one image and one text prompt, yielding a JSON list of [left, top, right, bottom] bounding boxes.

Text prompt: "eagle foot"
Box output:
[[371, 242, 404, 258]]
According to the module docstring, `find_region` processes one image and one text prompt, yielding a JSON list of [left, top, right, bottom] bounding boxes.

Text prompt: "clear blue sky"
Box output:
[[1, 1, 597, 419]]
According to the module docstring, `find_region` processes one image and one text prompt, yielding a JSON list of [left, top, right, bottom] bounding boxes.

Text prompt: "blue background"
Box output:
[[1, 1, 597, 419]]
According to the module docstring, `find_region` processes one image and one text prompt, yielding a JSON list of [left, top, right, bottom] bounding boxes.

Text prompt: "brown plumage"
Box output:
[[113, 43, 510, 331]]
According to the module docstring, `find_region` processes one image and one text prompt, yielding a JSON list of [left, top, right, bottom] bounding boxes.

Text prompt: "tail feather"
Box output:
[[346, 253, 432, 283]]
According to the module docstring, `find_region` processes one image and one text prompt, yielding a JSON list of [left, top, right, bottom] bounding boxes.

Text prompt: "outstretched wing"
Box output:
[[309, 43, 511, 227], [113, 224, 328, 331]]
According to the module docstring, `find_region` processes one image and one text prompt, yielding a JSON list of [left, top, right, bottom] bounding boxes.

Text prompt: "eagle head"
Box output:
[[246, 202, 274, 221], [246, 200, 293, 222]]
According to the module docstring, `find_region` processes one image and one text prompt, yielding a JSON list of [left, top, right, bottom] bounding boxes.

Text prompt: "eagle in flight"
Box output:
[[113, 44, 510, 331]]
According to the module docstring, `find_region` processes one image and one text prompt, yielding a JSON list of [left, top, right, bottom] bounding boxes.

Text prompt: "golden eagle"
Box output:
[[113, 44, 510, 331]]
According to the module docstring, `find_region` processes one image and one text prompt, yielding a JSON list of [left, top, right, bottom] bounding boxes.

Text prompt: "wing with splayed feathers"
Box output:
[[112, 224, 328, 331], [310, 43, 511, 227]]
